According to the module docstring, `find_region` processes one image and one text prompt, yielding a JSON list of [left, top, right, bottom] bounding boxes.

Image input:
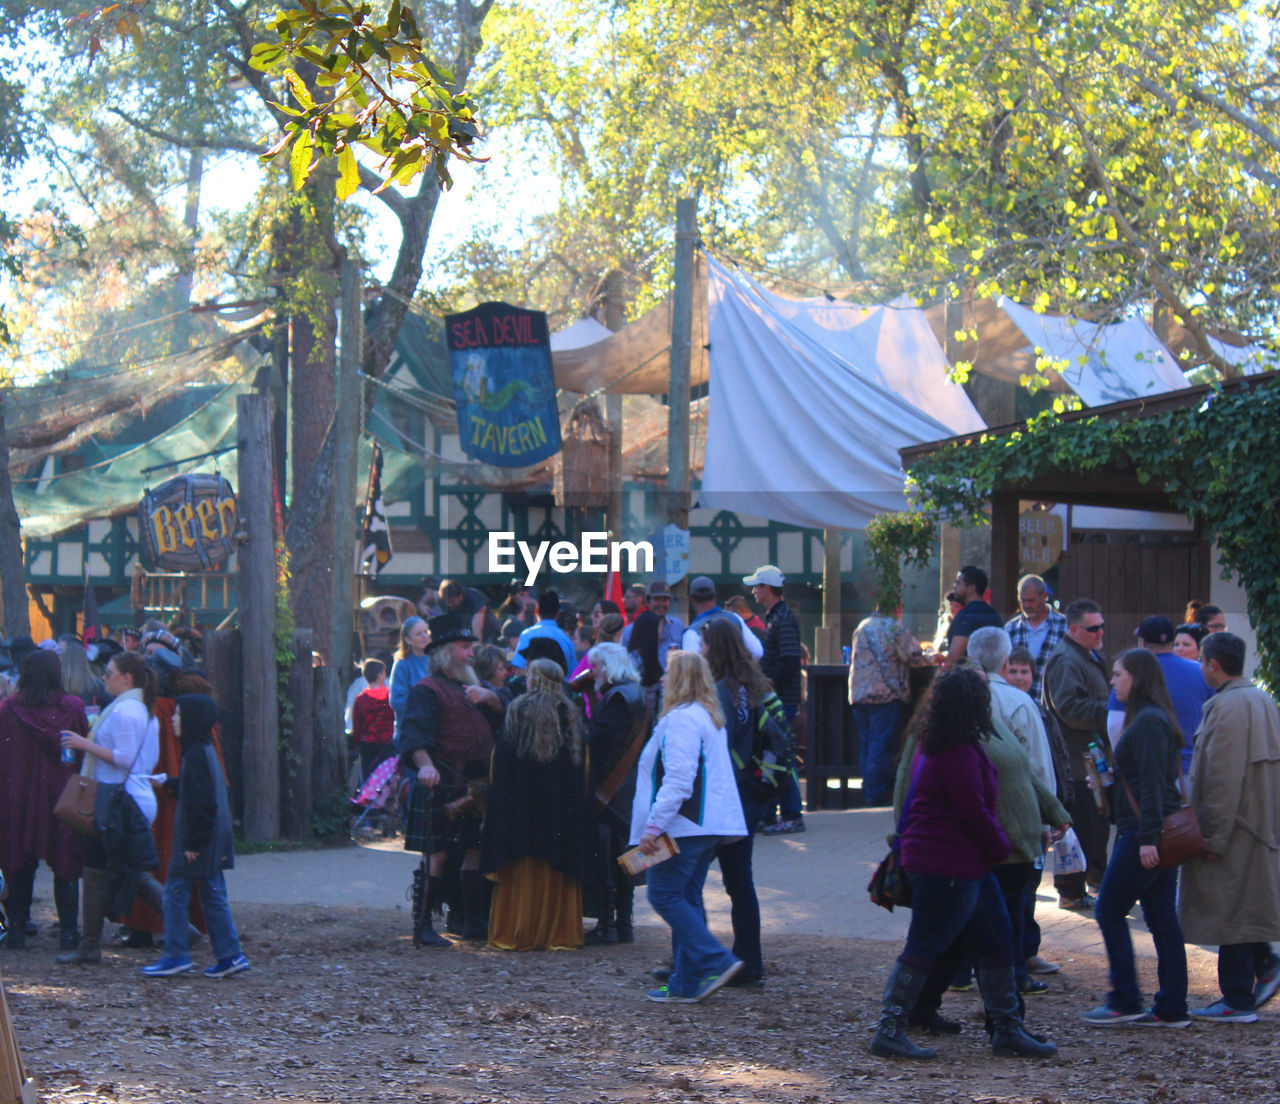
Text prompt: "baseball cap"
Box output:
[[689, 576, 717, 599], [1136, 615, 1175, 644], [648, 581, 672, 598], [743, 564, 785, 587]]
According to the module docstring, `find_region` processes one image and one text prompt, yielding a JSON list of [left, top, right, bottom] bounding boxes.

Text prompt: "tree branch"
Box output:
[[106, 107, 265, 156], [1044, 67, 1237, 378]]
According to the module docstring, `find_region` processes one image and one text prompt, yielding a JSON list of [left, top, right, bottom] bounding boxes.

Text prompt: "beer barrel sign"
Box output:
[[138, 474, 238, 571]]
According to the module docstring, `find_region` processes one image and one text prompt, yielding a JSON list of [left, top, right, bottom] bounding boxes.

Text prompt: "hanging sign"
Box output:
[[138, 473, 238, 571], [444, 302, 561, 468], [1019, 509, 1064, 574], [648, 523, 691, 586]]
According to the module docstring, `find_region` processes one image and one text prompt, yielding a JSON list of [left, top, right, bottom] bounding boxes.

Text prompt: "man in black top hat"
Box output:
[[398, 612, 505, 946]]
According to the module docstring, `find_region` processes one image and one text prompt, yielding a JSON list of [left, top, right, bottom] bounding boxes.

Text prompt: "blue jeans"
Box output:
[[163, 870, 243, 962], [647, 835, 738, 998], [901, 872, 982, 970], [1093, 830, 1187, 1018], [716, 797, 769, 980], [776, 704, 803, 819], [853, 701, 901, 807], [1217, 943, 1272, 1010]]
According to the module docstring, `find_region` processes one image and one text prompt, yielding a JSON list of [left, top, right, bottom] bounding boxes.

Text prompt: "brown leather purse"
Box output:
[[1120, 766, 1206, 870], [53, 775, 99, 836]]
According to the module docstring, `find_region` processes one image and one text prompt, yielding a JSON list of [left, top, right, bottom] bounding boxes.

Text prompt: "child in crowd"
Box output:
[[352, 658, 395, 780], [142, 694, 249, 979]]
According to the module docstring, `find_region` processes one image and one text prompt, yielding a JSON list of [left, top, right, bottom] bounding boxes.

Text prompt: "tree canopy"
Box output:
[[437, 0, 1278, 373]]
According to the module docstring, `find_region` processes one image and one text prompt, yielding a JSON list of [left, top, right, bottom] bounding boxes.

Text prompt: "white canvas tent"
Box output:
[[1000, 299, 1190, 405], [697, 258, 985, 530]]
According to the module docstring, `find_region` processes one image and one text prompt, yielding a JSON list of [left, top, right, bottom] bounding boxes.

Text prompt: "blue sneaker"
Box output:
[[141, 956, 193, 977], [693, 959, 743, 1002], [203, 954, 250, 979], [1189, 999, 1258, 1023], [1082, 1004, 1143, 1026], [646, 985, 696, 1003]]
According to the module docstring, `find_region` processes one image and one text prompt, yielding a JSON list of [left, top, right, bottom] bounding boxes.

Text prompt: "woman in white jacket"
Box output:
[[631, 650, 747, 1002]]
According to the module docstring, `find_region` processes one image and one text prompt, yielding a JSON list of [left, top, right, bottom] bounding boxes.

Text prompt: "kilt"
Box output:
[[402, 760, 487, 855]]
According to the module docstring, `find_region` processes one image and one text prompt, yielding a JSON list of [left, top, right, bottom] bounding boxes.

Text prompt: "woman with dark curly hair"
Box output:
[[871, 666, 1016, 1059], [1172, 622, 1208, 662]]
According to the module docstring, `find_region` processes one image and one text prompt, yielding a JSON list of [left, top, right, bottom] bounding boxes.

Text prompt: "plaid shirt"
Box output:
[[1005, 610, 1067, 700]]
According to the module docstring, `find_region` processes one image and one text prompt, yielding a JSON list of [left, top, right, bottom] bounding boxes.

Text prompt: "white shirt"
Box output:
[[93, 697, 161, 824], [988, 674, 1055, 795]]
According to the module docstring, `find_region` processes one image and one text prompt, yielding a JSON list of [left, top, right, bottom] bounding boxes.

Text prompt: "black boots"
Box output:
[[584, 896, 617, 945], [870, 962, 938, 1059], [460, 870, 488, 941], [3, 862, 34, 950], [615, 882, 634, 944], [54, 877, 80, 951], [411, 869, 449, 948], [979, 965, 1058, 1058]]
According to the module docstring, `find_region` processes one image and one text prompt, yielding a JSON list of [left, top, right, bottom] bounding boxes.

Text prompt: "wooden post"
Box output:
[[312, 664, 344, 800], [281, 628, 314, 839], [666, 197, 697, 529], [990, 492, 1021, 621], [0, 974, 37, 1104], [331, 258, 362, 689], [815, 528, 843, 664], [667, 198, 698, 616], [236, 393, 280, 841], [203, 629, 245, 824]]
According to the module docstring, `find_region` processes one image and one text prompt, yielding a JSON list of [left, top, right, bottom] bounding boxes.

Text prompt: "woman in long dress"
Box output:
[[0, 650, 89, 950], [481, 659, 587, 951]]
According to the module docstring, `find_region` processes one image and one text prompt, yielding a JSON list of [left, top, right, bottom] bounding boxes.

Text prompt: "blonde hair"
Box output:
[[503, 657, 583, 764], [659, 650, 724, 728]]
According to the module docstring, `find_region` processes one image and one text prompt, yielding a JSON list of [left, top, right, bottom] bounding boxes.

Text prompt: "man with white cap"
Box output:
[[680, 576, 763, 659], [745, 564, 806, 834]]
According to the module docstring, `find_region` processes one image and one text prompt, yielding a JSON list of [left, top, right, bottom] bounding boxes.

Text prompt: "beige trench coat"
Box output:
[[1179, 678, 1280, 946]]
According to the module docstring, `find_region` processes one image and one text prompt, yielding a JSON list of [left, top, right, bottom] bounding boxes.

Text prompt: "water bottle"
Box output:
[[842, 645, 852, 665], [1088, 741, 1114, 787]]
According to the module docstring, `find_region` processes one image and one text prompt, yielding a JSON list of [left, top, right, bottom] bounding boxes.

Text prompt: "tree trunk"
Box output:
[[285, 173, 341, 663], [0, 393, 30, 639]]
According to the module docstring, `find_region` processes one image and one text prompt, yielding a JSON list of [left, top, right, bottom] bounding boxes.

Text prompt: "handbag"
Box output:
[[53, 710, 150, 839], [53, 775, 98, 837], [867, 757, 924, 912], [1120, 758, 1206, 870]]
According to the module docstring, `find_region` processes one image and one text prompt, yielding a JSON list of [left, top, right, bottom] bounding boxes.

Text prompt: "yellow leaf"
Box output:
[[336, 146, 360, 199], [290, 129, 316, 190]]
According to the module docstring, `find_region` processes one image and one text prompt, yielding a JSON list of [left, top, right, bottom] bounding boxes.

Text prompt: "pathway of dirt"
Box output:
[[5, 903, 1280, 1104]]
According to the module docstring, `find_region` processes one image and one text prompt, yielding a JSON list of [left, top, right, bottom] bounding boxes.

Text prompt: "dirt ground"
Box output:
[[5, 904, 1280, 1104]]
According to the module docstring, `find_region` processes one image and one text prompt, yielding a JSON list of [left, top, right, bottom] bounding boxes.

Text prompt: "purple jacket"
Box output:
[[899, 742, 1010, 879]]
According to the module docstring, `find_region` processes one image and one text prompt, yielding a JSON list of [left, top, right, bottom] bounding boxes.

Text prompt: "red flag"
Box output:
[[605, 565, 626, 623]]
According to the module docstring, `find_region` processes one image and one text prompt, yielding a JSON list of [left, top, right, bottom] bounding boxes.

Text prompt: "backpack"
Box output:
[[731, 691, 796, 804]]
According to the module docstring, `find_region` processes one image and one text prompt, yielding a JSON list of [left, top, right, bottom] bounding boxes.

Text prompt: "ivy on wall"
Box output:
[[906, 377, 1280, 688]]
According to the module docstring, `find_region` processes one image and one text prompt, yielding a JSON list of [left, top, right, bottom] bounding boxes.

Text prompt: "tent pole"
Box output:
[[667, 197, 698, 618], [816, 529, 843, 664]]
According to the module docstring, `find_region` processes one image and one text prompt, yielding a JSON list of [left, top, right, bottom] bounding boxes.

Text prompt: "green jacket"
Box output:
[[894, 716, 1070, 865]]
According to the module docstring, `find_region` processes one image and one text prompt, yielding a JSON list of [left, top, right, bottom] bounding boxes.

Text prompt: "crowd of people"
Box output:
[[0, 624, 248, 979], [860, 567, 1280, 1060], [4, 561, 1278, 1053], [372, 564, 804, 1006]]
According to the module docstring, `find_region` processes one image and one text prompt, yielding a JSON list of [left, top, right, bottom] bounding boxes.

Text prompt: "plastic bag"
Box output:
[[1052, 827, 1087, 876]]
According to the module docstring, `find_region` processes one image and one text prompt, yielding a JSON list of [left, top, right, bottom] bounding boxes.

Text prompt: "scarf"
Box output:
[[81, 687, 146, 781]]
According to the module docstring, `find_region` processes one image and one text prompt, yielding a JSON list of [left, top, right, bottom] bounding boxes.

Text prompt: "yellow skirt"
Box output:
[[487, 857, 583, 951]]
